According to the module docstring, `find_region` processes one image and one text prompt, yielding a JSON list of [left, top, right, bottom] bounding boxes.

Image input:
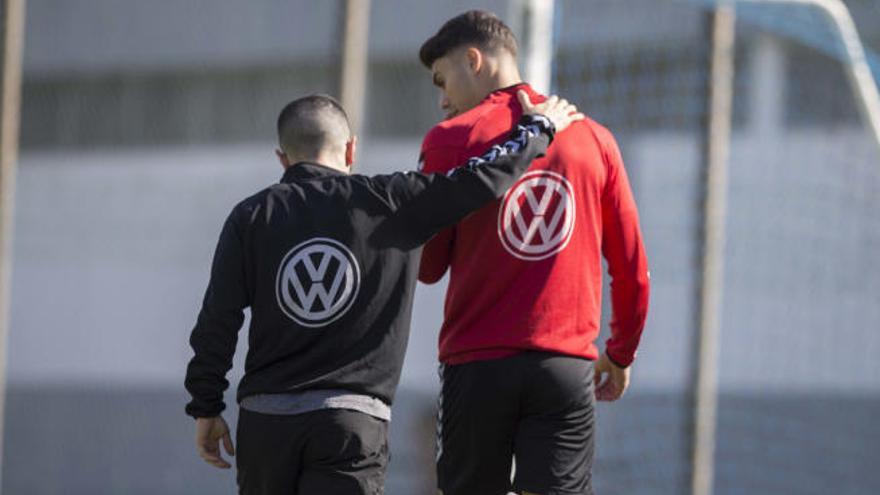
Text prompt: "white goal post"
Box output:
[[708, 0, 880, 152]]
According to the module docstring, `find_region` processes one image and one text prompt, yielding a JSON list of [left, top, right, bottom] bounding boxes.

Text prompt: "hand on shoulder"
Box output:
[[518, 90, 585, 133]]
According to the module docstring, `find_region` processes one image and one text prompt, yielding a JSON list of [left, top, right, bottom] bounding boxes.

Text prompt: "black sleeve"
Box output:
[[370, 114, 555, 247], [184, 209, 250, 418]]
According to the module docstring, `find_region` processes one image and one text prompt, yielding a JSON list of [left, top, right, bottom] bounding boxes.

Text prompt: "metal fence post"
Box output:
[[0, 0, 26, 487], [693, 3, 736, 495]]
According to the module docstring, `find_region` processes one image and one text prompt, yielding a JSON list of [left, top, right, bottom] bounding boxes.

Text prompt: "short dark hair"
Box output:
[[419, 10, 518, 68], [276, 94, 352, 159]]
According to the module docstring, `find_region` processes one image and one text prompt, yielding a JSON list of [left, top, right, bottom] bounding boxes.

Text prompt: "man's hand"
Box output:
[[195, 415, 235, 469], [518, 90, 585, 133], [594, 353, 630, 401]]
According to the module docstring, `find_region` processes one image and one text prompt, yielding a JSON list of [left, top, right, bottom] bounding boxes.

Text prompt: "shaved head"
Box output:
[[276, 95, 352, 162]]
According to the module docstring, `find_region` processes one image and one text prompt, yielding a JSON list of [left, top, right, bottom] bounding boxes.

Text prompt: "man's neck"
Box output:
[[285, 156, 349, 174], [482, 63, 523, 99], [492, 73, 523, 91]]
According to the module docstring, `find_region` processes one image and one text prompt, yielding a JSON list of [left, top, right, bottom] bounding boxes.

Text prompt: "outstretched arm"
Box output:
[[372, 92, 584, 248]]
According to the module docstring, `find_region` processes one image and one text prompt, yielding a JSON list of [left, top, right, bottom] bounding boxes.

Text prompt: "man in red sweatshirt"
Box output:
[[418, 11, 651, 495]]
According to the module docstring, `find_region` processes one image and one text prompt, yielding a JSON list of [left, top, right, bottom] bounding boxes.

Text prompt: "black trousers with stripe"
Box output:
[[437, 351, 596, 495]]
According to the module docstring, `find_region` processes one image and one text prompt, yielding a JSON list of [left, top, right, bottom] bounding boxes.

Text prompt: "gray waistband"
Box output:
[[240, 389, 391, 421]]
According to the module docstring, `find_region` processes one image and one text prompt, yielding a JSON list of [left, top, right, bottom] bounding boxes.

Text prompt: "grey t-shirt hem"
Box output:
[[240, 389, 391, 421]]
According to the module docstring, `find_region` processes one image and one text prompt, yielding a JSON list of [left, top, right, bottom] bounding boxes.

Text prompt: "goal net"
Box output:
[[554, 0, 880, 493]]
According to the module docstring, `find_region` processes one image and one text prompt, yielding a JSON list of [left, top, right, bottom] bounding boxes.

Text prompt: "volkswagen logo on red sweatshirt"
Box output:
[[498, 170, 576, 260], [276, 238, 361, 327]]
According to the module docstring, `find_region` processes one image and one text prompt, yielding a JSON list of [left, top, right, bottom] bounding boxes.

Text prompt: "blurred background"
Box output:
[[1, 0, 879, 493]]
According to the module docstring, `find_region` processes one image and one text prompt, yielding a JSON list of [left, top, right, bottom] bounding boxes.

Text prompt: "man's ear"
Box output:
[[345, 136, 357, 169], [276, 149, 291, 169], [465, 46, 483, 75]]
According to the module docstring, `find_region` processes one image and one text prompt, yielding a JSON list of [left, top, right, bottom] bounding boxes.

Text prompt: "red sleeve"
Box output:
[[600, 134, 650, 368], [417, 142, 464, 284]]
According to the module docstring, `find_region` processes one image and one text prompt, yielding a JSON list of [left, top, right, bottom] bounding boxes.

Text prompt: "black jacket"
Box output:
[[184, 115, 555, 418]]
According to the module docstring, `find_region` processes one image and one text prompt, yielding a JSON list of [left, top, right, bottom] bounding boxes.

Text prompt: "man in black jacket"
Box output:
[[184, 91, 582, 494]]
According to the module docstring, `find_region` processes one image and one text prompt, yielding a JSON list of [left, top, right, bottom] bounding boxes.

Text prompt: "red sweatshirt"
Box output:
[[418, 83, 650, 367]]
